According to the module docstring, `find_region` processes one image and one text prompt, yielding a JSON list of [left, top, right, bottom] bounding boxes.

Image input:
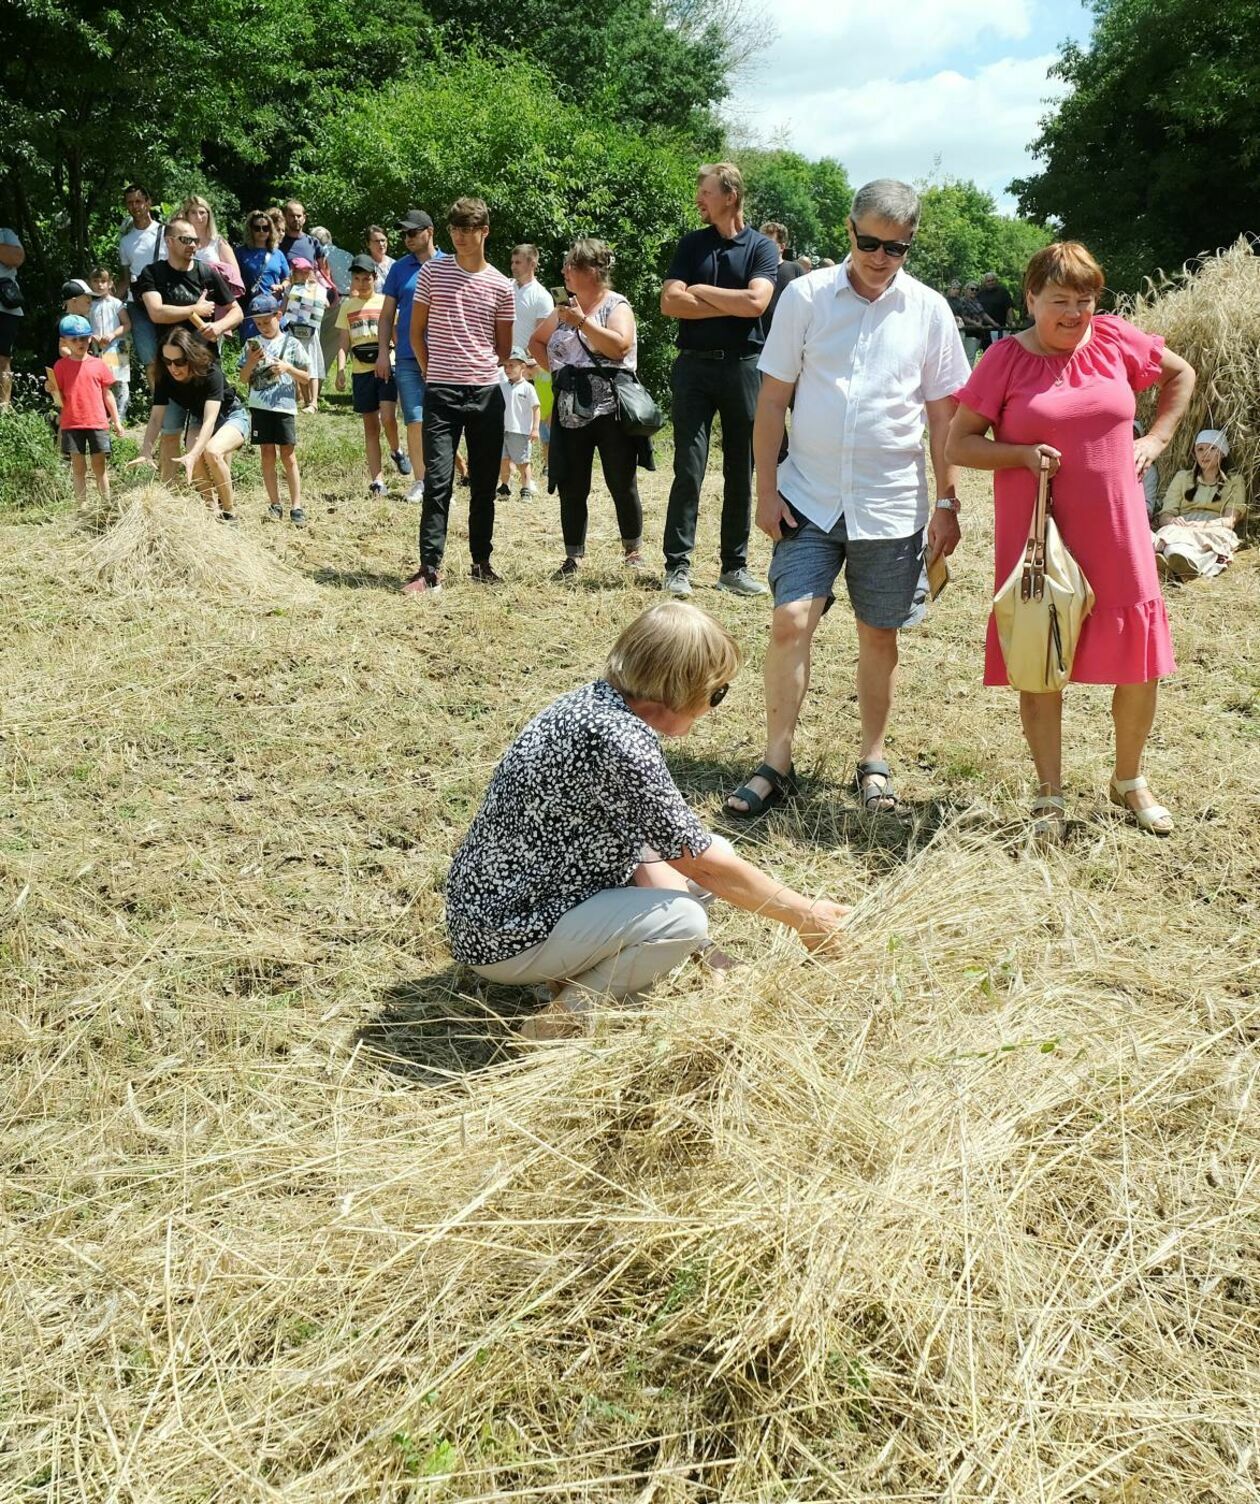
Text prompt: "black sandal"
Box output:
[[855, 759, 901, 814], [725, 762, 798, 819]]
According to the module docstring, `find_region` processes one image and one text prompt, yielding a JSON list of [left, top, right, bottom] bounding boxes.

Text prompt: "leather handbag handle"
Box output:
[[1021, 461, 1051, 602]]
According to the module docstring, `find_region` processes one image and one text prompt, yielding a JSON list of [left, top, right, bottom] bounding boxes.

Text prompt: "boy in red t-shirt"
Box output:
[[50, 314, 122, 504]]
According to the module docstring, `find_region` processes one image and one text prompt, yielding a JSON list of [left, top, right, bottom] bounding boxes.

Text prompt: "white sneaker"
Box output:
[[664, 567, 693, 598], [404, 482, 425, 504]]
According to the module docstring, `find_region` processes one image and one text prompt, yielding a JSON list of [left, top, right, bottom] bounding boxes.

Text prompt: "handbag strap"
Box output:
[[1021, 462, 1051, 603]]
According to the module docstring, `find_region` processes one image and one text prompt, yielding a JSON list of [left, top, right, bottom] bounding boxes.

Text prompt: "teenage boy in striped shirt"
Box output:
[[403, 197, 515, 594]]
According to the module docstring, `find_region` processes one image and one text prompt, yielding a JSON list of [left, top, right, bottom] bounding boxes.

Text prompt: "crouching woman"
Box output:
[[446, 602, 851, 1039]]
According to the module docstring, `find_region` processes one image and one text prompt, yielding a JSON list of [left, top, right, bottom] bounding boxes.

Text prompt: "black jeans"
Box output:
[[558, 414, 643, 556], [662, 352, 761, 574], [419, 382, 505, 568]]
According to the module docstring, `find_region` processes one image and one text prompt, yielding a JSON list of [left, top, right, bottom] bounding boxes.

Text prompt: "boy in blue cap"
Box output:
[[239, 293, 310, 525], [49, 313, 122, 505]]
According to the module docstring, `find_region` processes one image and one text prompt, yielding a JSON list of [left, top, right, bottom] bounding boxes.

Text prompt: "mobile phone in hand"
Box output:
[[551, 286, 570, 306]]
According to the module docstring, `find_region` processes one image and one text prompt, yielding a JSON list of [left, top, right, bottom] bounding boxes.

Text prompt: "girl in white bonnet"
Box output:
[[1154, 428, 1247, 580]]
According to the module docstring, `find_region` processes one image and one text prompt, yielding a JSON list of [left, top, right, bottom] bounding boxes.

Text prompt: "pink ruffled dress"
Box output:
[[956, 314, 1175, 687]]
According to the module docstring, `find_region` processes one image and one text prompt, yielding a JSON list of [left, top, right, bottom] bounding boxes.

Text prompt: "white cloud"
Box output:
[[731, 54, 1070, 210]]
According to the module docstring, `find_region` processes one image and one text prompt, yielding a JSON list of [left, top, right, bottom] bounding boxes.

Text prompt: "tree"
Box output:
[[738, 150, 852, 259], [1011, 0, 1260, 290], [292, 55, 698, 393], [911, 180, 1051, 294]]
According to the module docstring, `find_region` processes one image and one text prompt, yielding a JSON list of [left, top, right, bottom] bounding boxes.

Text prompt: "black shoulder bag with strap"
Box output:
[[574, 309, 664, 438]]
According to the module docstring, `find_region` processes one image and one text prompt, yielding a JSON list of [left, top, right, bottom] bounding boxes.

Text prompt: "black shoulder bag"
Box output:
[[575, 309, 664, 438]]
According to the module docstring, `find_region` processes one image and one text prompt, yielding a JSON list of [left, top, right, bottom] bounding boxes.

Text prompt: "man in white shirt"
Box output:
[[116, 184, 166, 393], [510, 243, 555, 469], [726, 179, 970, 819]]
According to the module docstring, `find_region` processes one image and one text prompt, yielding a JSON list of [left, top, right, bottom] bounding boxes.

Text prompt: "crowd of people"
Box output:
[[2, 166, 1249, 1035]]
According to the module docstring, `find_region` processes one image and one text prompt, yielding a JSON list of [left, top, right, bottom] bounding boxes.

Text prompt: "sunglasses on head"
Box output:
[[849, 220, 913, 258], [709, 683, 730, 709]]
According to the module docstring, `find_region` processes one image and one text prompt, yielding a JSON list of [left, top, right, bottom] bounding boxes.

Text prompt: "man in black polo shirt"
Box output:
[[660, 162, 778, 597]]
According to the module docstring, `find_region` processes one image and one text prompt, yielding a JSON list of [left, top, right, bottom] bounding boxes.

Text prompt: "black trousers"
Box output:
[[662, 352, 761, 574], [419, 382, 505, 568], [558, 414, 643, 555]]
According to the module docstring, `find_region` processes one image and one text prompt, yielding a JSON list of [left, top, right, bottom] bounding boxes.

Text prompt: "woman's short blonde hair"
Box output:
[[1023, 241, 1105, 301], [604, 603, 741, 713]]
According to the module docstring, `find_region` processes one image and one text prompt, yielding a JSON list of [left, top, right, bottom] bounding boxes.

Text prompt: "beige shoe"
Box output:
[[1109, 776, 1173, 836], [518, 998, 589, 1042], [1030, 793, 1067, 845]]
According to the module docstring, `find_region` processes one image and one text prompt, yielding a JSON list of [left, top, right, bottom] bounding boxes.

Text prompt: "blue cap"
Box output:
[[59, 314, 93, 338], [248, 294, 281, 317]]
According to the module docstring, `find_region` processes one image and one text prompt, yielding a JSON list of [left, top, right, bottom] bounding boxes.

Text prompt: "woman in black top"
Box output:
[[447, 602, 852, 1039], [133, 328, 250, 520]]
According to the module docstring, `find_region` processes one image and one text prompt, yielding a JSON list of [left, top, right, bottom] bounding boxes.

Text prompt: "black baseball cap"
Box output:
[[349, 254, 377, 275], [396, 210, 433, 232]]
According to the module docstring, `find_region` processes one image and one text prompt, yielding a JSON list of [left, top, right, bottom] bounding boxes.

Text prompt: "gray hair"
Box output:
[[851, 178, 921, 233]]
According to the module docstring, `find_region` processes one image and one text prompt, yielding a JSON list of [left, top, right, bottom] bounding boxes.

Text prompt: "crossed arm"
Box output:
[[660, 278, 774, 321]]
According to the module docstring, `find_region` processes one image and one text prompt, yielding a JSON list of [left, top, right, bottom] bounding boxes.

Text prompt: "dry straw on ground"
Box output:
[[1124, 236, 1260, 516], [80, 480, 319, 605], [2, 435, 1258, 1501]]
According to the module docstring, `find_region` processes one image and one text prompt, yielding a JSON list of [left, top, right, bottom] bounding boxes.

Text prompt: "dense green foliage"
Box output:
[[1013, 0, 1260, 290], [292, 55, 697, 393], [737, 150, 853, 260], [912, 181, 1052, 294]]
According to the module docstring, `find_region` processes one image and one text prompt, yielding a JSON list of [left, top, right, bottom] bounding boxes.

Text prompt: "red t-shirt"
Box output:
[[416, 258, 515, 385], [55, 355, 114, 431]]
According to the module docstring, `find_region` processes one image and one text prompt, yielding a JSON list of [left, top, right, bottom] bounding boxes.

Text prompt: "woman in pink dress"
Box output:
[[947, 242, 1195, 839]]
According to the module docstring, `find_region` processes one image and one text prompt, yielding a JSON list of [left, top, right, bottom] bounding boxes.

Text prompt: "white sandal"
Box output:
[[1030, 793, 1067, 844], [1109, 776, 1173, 836]]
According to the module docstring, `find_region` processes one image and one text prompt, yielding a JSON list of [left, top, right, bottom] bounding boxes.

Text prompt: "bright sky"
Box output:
[[726, 0, 1094, 214]]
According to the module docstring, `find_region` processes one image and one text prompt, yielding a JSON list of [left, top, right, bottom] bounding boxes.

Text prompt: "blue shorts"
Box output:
[[769, 512, 928, 630], [393, 355, 425, 426], [129, 299, 159, 366], [160, 400, 191, 437], [351, 369, 397, 415], [216, 407, 251, 442]]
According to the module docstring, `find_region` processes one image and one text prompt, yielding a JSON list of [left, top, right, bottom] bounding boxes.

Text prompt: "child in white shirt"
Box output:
[[88, 266, 131, 423], [497, 348, 541, 500]]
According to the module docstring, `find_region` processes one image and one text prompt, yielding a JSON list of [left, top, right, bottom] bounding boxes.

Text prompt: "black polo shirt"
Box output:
[[665, 225, 779, 353]]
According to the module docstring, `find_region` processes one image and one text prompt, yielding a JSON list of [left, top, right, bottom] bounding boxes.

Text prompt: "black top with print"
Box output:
[[446, 679, 712, 965]]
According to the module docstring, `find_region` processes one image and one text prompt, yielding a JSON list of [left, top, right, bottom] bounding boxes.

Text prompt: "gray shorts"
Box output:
[[768, 511, 928, 629], [502, 432, 532, 465]]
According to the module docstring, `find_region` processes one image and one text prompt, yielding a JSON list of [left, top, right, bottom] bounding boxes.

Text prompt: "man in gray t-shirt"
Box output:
[[116, 185, 166, 390]]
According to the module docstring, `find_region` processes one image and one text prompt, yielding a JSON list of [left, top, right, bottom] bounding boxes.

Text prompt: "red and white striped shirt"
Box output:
[[416, 258, 515, 385]]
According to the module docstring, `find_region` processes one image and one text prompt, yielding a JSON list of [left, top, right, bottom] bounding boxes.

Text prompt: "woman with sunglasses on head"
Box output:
[[235, 211, 291, 338], [447, 602, 852, 1041], [131, 327, 250, 521]]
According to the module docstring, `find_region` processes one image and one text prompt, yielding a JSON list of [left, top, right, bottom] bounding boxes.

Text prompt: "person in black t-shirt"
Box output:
[[131, 327, 250, 520], [135, 218, 242, 363], [760, 221, 803, 332], [660, 163, 779, 599], [976, 272, 1014, 346]]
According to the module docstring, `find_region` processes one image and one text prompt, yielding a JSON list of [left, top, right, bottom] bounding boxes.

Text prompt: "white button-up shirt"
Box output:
[[758, 260, 970, 539]]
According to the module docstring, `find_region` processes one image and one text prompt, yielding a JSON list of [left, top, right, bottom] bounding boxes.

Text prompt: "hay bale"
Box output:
[[1124, 237, 1260, 518], [80, 482, 319, 605]]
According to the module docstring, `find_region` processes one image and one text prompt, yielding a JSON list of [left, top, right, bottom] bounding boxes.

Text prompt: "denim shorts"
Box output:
[[393, 355, 425, 425], [216, 406, 251, 442], [128, 299, 159, 366], [160, 400, 192, 437], [769, 511, 929, 629], [351, 369, 397, 415]]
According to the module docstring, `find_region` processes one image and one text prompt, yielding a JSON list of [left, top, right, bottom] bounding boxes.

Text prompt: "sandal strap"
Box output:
[[725, 762, 796, 817], [751, 761, 795, 792], [1031, 795, 1066, 813], [1111, 776, 1148, 795], [856, 759, 899, 811]]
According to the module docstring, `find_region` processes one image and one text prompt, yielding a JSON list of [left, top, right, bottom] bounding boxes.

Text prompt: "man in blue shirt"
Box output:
[[659, 163, 778, 598], [377, 210, 442, 500], [279, 201, 327, 279]]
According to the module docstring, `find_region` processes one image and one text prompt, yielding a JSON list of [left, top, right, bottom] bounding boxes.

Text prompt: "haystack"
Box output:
[[80, 481, 319, 605], [1124, 237, 1260, 517]]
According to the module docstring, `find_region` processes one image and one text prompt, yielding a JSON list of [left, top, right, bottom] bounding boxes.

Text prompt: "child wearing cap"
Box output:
[[49, 314, 122, 505], [497, 347, 541, 500], [88, 266, 132, 425], [335, 254, 410, 496], [282, 258, 328, 412], [239, 295, 311, 526], [59, 279, 95, 356]]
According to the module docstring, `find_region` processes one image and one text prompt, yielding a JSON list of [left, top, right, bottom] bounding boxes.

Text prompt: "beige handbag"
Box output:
[[993, 461, 1095, 692]]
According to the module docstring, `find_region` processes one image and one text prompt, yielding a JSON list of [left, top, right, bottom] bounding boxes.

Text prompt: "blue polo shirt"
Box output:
[[665, 225, 779, 353], [383, 250, 448, 362]]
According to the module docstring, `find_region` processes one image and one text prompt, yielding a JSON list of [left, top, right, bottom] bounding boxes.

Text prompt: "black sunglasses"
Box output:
[[174, 234, 198, 246], [163, 353, 188, 367], [709, 683, 730, 709], [849, 220, 913, 258]]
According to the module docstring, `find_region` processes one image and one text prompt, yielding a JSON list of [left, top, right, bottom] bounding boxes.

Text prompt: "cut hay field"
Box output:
[[2, 410, 1258, 1503]]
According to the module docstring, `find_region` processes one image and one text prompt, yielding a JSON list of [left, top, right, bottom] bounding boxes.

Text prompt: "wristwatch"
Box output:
[[934, 496, 960, 512]]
